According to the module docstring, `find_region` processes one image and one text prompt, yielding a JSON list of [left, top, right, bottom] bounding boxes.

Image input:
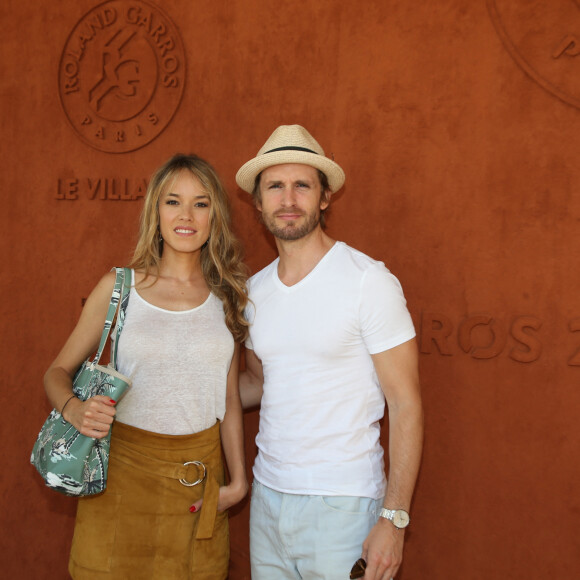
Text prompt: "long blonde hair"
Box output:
[[129, 154, 249, 342]]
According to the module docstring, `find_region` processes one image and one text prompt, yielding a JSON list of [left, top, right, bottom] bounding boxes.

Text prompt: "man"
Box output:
[[236, 125, 423, 580]]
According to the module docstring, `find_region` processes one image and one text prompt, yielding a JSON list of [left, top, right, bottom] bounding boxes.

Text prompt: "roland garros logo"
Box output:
[[59, 0, 185, 153], [488, 0, 580, 110]]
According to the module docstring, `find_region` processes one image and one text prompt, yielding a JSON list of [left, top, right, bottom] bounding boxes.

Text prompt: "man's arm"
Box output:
[[362, 338, 423, 580], [239, 347, 265, 410]]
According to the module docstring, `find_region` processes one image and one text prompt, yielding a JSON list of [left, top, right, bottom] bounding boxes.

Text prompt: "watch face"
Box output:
[[393, 510, 410, 528]]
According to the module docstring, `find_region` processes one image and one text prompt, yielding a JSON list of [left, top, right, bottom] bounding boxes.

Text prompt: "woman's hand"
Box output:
[[189, 479, 248, 513], [63, 395, 117, 439], [216, 479, 249, 512]]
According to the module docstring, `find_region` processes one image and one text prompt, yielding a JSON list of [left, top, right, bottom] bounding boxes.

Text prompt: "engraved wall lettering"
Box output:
[[552, 35, 580, 59], [488, 0, 580, 110], [420, 312, 453, 356], [458, 315, 506, 360], [56, 177, 147, 201], [418, 312, 578, 366], [87, 178, 101, 199], [56, 178, 79, 200], [509, 316, 542, 363], [59, 0, 186, 153]]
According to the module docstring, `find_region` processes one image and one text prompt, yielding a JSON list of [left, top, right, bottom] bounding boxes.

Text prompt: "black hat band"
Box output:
[[264, 146, 318, 155]]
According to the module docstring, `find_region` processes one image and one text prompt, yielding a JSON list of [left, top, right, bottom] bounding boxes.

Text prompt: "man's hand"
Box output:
[[361, 518, 404, 580]]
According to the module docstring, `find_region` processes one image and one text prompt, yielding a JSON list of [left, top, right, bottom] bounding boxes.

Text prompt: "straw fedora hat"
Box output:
[[235, 125, 345, 194]]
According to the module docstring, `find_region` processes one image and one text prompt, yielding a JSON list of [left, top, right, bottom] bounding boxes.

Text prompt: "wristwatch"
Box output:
[[379, 508, 410, 529]]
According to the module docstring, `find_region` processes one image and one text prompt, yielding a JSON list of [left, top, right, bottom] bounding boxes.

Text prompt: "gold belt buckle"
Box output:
[[179, 460, 206, 486]]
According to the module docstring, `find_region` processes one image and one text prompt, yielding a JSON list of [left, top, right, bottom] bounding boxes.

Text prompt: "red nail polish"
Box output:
[[189, 505, 197, 513], [110, 399, 117, 404]]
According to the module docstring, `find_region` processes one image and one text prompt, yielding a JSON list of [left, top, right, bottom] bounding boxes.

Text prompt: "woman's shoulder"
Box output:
[[89, 267, 133, 304], [133, 268, 157, 289], [92, 270, 117, 296], [79, 270, 119, 321]]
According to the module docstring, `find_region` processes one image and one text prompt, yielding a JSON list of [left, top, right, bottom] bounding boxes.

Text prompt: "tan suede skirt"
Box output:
[[69, 421, 228, 579]]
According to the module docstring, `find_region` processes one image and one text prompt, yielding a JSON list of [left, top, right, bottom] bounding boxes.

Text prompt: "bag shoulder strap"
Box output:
[[110, 267, 132, 368], [91, 268, 126, 366]]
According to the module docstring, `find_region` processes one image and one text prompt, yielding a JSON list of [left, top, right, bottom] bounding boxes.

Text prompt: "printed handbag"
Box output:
[[30, 267, 132, 497]]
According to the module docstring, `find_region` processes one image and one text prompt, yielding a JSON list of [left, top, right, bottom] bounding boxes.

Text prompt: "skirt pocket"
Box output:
[[69, 492, 121, 572]]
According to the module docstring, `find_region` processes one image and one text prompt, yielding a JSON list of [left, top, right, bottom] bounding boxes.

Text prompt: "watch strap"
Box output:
[[379, 507, 410, 528], [379, 508, 395, 520]]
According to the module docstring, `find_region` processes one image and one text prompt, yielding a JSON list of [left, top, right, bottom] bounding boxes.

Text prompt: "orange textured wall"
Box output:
[[2, 0, 579, 578]]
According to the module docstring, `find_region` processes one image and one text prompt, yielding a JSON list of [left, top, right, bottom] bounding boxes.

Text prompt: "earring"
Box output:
[[202, 237, 210, 249], [158, 228, 163, 242]]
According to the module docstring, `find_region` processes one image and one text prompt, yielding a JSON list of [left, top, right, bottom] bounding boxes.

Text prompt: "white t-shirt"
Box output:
[[116, 271, 234, 435], [245, 242, 416, 499]]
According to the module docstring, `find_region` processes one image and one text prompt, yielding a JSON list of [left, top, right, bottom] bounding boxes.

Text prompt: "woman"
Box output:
[[44, 154, 249, 579]]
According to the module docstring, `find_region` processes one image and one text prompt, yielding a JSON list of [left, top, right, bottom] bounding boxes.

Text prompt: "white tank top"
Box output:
[[115, 271, 235, 435]]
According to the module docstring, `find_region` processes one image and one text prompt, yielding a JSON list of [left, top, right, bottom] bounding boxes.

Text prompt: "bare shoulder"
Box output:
[[92, 270, 117, 297], [46, 271, 120, 373], [82, 271, 117, 315], [133, 269, 156, 289]]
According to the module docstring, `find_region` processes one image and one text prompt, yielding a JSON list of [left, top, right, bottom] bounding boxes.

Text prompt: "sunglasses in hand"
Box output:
[[350, 558, 366, 579]]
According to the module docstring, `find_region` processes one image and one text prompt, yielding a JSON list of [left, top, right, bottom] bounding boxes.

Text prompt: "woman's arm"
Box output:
[[216, 343, 248, 511], [44, 271, 118, 438], [190, 343, 248, 513]]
